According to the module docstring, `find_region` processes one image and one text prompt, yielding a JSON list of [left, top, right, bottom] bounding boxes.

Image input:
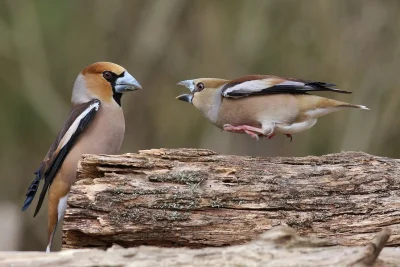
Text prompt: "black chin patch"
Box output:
[[113, 92, 122, 106]]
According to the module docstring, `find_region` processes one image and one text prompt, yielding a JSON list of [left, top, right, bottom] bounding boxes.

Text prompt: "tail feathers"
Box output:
[[339, 104, 370, 110], [305, 98, 370, 118], [21, 171, 41, 212]]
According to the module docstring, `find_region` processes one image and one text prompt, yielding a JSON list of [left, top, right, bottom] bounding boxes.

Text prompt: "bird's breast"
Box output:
[[79, 104, 125, 154], [59, 104, 125, 185]]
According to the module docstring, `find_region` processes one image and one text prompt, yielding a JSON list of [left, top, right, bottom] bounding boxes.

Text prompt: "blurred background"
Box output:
[[0, 0, 399, 251]]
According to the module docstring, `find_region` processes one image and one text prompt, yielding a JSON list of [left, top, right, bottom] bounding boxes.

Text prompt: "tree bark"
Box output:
[[62, 149, 400, 250], [3, 227, 398, 267]]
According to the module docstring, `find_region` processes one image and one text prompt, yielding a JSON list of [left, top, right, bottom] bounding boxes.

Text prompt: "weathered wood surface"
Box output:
[[3, 227, 399, 267], [63, 148, 400, 249]]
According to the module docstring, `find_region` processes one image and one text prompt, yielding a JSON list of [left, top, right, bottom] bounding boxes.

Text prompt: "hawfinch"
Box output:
[[22, 62, 142, 252], [177, 75, 368, 141]]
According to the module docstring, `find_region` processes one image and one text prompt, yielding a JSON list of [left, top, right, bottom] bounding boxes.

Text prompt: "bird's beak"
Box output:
[[115, 71, 142, 93], [177, 80, 195, 92], [176, 93, 193, 104]]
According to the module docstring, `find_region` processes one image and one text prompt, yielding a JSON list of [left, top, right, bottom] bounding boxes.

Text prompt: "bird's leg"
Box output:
[[222, 124, 245, 133], [243, 130, 261, 140], [262, 123, 275, 139], [47, 180, 69, 252], [223, 124, 265, 140]]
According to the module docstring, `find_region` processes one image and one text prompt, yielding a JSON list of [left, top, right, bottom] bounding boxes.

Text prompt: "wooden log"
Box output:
[[62, 149, 400, 249], [4, 227, 398, 266]]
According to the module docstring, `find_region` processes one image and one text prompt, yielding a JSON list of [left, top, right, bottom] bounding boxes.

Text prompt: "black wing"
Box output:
[[222, 76, 351, 98], [22, 99, 100, 216]]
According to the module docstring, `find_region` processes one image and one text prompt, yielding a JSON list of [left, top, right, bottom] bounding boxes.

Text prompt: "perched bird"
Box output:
[[22, 62, 142, 252], [176, 75, 368, 141]]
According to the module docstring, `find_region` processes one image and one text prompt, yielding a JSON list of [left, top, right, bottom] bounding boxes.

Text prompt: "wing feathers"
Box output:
[[21, 169, 42, 211], [222, 76, 351, 98], [22, 99, 100, 216], [56, 102, 100, 154]]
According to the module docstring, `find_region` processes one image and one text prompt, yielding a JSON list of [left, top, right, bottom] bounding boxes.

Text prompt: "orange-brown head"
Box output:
[[72, 62, 142, 106]]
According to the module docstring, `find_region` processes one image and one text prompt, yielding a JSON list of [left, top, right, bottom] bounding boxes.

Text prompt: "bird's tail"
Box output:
[[322, 101, 370, 117], [337, 103, 370, 110], [303, 96, 370, 118]]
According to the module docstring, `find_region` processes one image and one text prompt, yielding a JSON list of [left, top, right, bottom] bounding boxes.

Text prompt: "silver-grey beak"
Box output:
[[176, 93, 193, 104], [177, 80, 195, 92], [115, 71, 142, 93]]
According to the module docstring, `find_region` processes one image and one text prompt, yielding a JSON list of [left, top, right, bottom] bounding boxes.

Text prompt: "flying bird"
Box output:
[[22, 62, 142, 252], [176, 75, 368, 141]]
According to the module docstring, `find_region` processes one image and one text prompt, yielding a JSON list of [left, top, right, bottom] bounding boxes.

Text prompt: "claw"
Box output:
[[244, 130, 260, 140], [286, 134, 293, 142], [223, 124, 241, 133], [223, 124, 265, 140]]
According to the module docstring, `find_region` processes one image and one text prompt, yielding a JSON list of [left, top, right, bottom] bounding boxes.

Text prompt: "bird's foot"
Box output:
[[223, 124, 265, 140], [244, 130, 262, 140], [223, 124, 245, 133]]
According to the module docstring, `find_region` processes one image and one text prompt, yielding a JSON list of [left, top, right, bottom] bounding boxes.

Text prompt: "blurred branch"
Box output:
[[92, 0, 124, 59], [5, 0, 68, 134], [340, 71, 384, 152], [0, 19, 12, 57], [234, 1, 270, 64], [127, 0, 187, 77]]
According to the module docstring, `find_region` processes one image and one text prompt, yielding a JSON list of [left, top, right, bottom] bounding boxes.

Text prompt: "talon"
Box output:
[[223, 124, 242, 133], [244, 130, 259, 140], [286, 134, 293, 142], [223, 124, 233, 130], [223, 124, 267, 140]]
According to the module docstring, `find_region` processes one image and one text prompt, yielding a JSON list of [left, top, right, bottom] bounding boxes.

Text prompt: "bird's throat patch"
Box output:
[[113, 92, 122, 106]]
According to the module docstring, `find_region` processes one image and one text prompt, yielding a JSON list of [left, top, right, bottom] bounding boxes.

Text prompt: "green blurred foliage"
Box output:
[[0, 0, 399, 251]]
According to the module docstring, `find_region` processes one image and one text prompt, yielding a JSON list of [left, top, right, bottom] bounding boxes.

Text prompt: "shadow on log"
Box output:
[[62, 149, 400, 250], [2, 227, 398, 266]]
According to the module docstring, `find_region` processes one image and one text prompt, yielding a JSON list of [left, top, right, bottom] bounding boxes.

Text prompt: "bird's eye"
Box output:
[[103, 71, 113, 81], [197, 82, 205, 91]]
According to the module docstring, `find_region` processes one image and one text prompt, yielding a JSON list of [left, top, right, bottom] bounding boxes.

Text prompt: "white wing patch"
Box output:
[[222, 79, 306, 97], [57, 102, 100, 151], [223, 80, 272, 96], [276, 81, 305, 87]]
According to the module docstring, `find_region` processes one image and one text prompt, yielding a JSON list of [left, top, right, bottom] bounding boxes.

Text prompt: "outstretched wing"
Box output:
[[22, 99, 100, 217], [221, 75, 351, 98]]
